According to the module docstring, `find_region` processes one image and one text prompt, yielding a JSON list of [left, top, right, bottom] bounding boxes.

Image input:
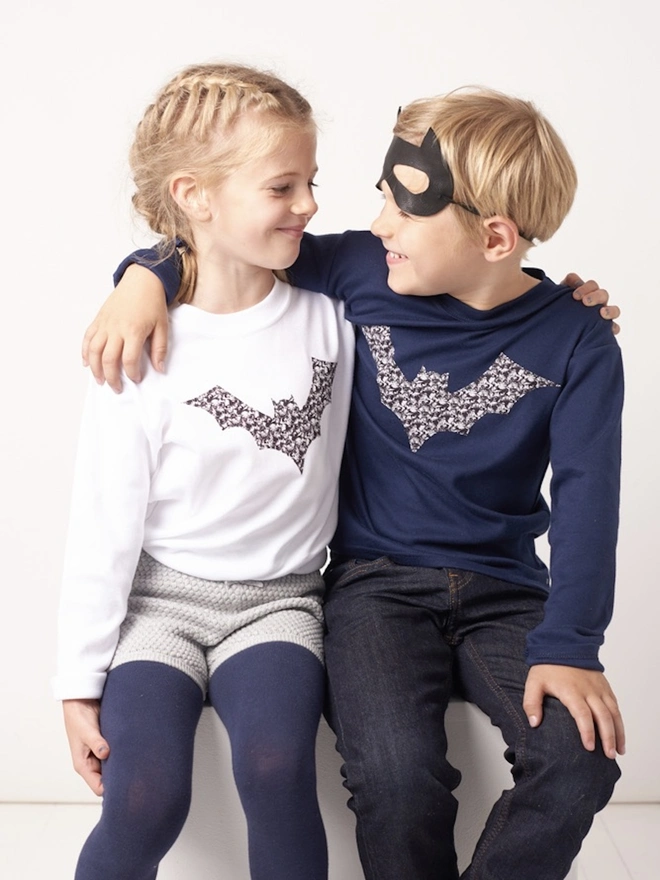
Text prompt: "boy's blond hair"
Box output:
[[394, 87, 577, 246], [130, 62, 315, 302]]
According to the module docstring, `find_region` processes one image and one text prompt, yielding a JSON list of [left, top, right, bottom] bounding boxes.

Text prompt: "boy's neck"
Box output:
[[449, 262, 540, 311]]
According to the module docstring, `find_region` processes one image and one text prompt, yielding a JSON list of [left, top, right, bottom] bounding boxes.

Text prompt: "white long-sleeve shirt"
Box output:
[[54, 280, 354, 699]]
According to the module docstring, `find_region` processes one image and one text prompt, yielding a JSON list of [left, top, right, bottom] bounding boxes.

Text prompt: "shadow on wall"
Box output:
[[155, 700, 572, 880]]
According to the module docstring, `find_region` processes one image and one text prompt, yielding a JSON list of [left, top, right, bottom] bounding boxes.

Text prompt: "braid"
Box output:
[[129, 63, 313, 303]]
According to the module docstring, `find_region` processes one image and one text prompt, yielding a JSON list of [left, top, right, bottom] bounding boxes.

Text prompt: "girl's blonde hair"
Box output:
[[130, 62, 315, 302], [394, 87, 577, 246]]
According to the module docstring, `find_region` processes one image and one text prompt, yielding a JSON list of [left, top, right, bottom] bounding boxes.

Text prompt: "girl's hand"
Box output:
[[62, 699, 110, 795], [563, 273, 621, 335]]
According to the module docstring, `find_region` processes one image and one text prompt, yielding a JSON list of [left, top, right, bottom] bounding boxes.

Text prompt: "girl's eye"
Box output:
[[270, 181, 317, 195]]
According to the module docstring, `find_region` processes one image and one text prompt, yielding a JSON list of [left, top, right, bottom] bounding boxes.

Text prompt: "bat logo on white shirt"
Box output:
[[184, 358, 337, 472], [362, 325, 558, 452]]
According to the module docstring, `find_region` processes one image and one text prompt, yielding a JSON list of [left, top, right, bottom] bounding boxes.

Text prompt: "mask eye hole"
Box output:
[[393, 164, 430, 195]]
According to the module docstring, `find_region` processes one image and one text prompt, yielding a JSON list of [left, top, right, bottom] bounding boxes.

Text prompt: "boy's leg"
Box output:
[[75, 661, 204, 880], [452, 574, 621, 880], [323, 558, 461, 880], [208, 641, 328, 880]]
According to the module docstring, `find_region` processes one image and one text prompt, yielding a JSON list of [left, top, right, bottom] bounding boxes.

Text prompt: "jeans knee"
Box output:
[[517, 717, 621, 817], [344, 744, 460, 821], [569, 747, 621, 810]]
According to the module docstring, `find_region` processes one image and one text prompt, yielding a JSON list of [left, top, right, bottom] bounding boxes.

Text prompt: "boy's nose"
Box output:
[[370, 207, 389, 239]]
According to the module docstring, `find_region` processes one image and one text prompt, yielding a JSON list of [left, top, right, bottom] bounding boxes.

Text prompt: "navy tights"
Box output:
[[75, 643, 327, 880]]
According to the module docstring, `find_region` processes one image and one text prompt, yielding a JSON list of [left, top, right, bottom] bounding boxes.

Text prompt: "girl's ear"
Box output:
[[170, 175, 211, 222], [481, 215, 521, 262]]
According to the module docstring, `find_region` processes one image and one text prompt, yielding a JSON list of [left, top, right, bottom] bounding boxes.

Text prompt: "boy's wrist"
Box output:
[[113, 248, 180, 303]]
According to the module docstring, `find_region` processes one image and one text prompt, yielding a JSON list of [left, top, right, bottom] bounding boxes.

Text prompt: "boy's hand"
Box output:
[[82, 263, 169, 393], [523, 664, 625, 760], [562, 273, 621, 335], [62, 699, 110, 796]]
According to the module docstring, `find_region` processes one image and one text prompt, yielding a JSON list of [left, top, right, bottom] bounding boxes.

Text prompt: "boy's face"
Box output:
[[371, 171, 482, 298]]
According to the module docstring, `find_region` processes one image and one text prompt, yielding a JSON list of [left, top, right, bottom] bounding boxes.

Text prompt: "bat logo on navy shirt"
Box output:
[[184, 358, 337, 472], [362, 325, 558, 452]]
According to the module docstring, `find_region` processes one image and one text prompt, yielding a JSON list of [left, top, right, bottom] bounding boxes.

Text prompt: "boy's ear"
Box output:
[[482, 216, 521, 262], [169, 175, 211, 222]]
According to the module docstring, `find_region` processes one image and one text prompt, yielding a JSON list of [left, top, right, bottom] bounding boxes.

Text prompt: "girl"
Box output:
[[53, 62, 354, 880]]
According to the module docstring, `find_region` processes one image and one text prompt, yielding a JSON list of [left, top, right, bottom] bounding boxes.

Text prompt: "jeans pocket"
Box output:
[[324, 556, 393, 592]]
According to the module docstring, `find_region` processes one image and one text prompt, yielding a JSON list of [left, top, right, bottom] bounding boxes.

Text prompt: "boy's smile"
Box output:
[[371, 178, 482, 300]]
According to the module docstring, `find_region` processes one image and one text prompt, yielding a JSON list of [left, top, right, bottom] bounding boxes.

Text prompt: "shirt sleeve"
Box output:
[[52, 376, 156, 699], [113, 247, 183, 305], [112, 233, 351, 304], [284, 233, 345, 294], [525, 323, 624, 671]]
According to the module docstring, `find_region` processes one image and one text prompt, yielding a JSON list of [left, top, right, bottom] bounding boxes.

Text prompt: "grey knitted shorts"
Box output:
[[109, 552, 325, 693]]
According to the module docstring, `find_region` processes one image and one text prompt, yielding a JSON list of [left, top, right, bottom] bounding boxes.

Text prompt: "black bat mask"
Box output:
[[376, 128, 480, 218]]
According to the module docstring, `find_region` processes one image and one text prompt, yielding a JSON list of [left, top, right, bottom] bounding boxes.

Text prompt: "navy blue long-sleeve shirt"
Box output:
[[116, 230, 623, 669]]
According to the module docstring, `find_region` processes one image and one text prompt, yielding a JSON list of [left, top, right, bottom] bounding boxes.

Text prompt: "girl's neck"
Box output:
[[189, 256, 276, 314]]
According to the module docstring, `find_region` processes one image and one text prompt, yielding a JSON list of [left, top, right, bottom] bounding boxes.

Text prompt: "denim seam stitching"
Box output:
[[462, 636, 531, 874]]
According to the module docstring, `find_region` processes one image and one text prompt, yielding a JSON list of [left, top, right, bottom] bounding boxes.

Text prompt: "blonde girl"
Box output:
[[54, 62, 354, 880]]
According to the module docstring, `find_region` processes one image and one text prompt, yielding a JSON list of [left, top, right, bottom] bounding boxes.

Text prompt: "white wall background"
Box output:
[[1, 0, 658, 820]]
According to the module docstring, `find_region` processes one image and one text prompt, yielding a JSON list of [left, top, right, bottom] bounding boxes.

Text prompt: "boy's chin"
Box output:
[[386, 276, 418, 297]]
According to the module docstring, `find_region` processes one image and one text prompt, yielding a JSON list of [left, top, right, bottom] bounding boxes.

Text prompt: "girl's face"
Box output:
[[200, 124, 318, 273]]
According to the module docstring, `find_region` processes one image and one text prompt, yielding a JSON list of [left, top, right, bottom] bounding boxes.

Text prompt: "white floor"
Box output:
[[0, 801, 657, 879]]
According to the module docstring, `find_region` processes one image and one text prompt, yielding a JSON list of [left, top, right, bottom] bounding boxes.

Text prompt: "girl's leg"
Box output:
[[208, 641, 327, 880], [75, 661, 204, 880]]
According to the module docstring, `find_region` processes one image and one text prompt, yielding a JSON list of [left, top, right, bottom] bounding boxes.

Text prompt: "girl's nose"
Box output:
[[293, 188, 318, 219]]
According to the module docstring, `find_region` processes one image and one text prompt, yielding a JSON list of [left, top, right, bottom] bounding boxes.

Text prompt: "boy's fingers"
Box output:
[[601, 305, 620, 321], [101, 339, 126, 393], [568, 701, 596, 752], [589, 700, 617, 759], [121, 337, 144, 384], [613, 709, 626, 755], [82, 322, 99, 366], [150, 318, 170, 373], [86, 331, 110, 385], [563, 272, 584, 290], [576, 281, 610, 306], [600, 694, 626, 756], [522, 680, 544, 728], [573, 280, 608, 305]]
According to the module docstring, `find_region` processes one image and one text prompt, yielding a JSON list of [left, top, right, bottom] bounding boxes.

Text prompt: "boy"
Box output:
[[82, 88, 623, 879]]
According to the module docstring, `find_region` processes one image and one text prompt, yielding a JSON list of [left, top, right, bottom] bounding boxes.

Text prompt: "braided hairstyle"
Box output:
[[129, 63, 314, 302]]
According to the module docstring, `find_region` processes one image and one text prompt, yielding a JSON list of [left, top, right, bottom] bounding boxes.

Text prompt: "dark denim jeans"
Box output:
[[323, 558, 620, 880]]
